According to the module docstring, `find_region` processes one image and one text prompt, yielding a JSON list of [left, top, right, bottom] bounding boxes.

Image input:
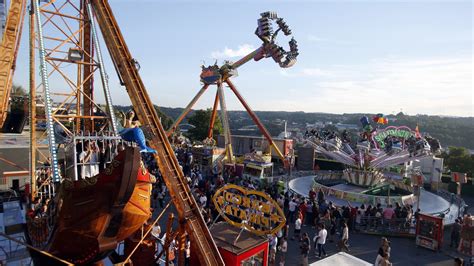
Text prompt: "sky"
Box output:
[[12, 0, 473, 117]]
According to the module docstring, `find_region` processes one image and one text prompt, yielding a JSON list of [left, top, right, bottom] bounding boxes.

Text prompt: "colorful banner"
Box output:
[[312, 180, 413, 207]]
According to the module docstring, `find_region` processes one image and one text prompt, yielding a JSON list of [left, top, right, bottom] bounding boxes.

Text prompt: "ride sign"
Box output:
[[212, 184, 286, 236], [373, 126, 415, 148]]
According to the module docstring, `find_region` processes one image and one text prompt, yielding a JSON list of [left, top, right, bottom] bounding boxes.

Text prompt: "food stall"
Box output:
[[210, 222, 268, 266]]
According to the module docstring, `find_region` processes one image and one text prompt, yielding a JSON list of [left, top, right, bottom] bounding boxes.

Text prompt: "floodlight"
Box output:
[[68, 48, 83, 61]]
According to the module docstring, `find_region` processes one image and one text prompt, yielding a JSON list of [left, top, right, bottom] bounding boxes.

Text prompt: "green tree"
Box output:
[[12, 84, 27, 96], [442, 146, 474, 177], [187, 109, 223, 142], [154, 105, 173, 129], [10, 84, 27, 112]]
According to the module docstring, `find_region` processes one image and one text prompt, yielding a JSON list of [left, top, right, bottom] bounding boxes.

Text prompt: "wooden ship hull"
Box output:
[[26, 147, 153, 264]]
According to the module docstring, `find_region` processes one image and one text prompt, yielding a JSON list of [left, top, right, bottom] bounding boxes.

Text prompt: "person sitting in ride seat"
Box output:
[[79, 140, 99, 178]]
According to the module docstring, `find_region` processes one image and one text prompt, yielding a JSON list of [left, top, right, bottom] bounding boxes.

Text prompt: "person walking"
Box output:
[[450, 218, 462, 249], [292, 216, 302, 240], [375, 237, 391, 265], [269, 234, 278, 265], [306, 200, 313, 226], [338, 222, 350, 252], [299, 200, 307, 225], [279, 237, 288, 266], [184, 238, 191, 266], [299, 233, 311, 266], [157, 188, 165, 208], [288, 198, 298, 223], [313, 223, 327, 258]]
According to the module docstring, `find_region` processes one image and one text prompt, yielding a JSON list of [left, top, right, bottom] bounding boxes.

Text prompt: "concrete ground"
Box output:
[[278, 223, 470, 266]]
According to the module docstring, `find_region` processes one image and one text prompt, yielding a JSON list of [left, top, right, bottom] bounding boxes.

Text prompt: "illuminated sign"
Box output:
[[212, 184, 286, 236], [373, 126, 414, 148]]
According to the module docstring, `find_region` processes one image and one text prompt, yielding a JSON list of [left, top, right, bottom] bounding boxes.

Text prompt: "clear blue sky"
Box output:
[[13, 0, 473, 116]]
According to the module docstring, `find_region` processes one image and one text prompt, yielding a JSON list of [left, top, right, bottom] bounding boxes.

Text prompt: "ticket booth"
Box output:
[[416, 213, 444, 251], [210, 222, 268, 266]]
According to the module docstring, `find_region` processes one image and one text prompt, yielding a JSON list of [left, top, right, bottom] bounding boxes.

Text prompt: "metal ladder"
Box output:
[[89, 0, 224, 264]]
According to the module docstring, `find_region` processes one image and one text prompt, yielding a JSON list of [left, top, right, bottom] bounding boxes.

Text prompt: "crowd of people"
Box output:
[[149, 148, 407, 266], [148, 145, 402, 266], [142, 144, 471, 266], [272, 188, 400, 265]]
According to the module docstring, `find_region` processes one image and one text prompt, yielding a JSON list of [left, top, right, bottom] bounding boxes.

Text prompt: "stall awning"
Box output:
[[310, 252, 371, 266]]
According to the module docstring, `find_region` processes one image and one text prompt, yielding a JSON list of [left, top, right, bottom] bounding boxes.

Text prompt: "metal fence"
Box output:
[[436, 189, 467, 217], [355, 216, 416, 236]]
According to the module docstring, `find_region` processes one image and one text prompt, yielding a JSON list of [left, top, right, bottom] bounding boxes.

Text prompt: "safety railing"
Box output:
[[65, 134, 125, 181], [355, 216, 416, 236], [436, 189, 467, 217]]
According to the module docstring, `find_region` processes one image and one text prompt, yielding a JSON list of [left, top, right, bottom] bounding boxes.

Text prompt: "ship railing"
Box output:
[[65, 134, 127, 181], [34, 167, 55, 199], [355, 216, 416, 236]]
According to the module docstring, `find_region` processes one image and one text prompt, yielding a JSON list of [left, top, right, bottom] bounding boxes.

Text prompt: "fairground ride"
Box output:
[[166, 12, 299, 166], [304, 119, 441, 187], [0, 0, 223, 264]]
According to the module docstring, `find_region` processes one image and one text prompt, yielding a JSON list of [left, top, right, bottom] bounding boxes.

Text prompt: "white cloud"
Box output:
[[280, 68, 333, 77], [261, 55, 472, 116], [307, 35, 328, 42], [211, 44, 256, 59], [308, 56, 473, 116]]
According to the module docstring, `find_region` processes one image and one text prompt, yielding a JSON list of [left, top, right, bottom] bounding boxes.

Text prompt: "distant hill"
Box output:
[[148, 106, 474, 150]]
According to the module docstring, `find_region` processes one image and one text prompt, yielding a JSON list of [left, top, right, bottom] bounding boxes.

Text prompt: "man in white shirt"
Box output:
[[293, 216, 302, 240], [314, 223, 327, 258], [199, 193, 207, 208], [288, 199, 298, 223]]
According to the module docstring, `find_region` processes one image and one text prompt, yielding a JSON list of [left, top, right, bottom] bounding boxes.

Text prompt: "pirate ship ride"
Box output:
[[17, 0, 156, 264], [0, 0, 165, 264]]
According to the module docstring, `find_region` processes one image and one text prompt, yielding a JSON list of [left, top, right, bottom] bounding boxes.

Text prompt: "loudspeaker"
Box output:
[[2, 110, 27, 133]]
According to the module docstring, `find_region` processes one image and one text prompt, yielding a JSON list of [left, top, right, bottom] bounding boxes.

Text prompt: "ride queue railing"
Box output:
[[355, 216, 416, 236]]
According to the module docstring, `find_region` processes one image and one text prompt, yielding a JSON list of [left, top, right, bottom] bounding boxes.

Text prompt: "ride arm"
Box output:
[[225, 79, 288, 167], [0, 0, 27, 127], [89, 1, 224, 264]]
